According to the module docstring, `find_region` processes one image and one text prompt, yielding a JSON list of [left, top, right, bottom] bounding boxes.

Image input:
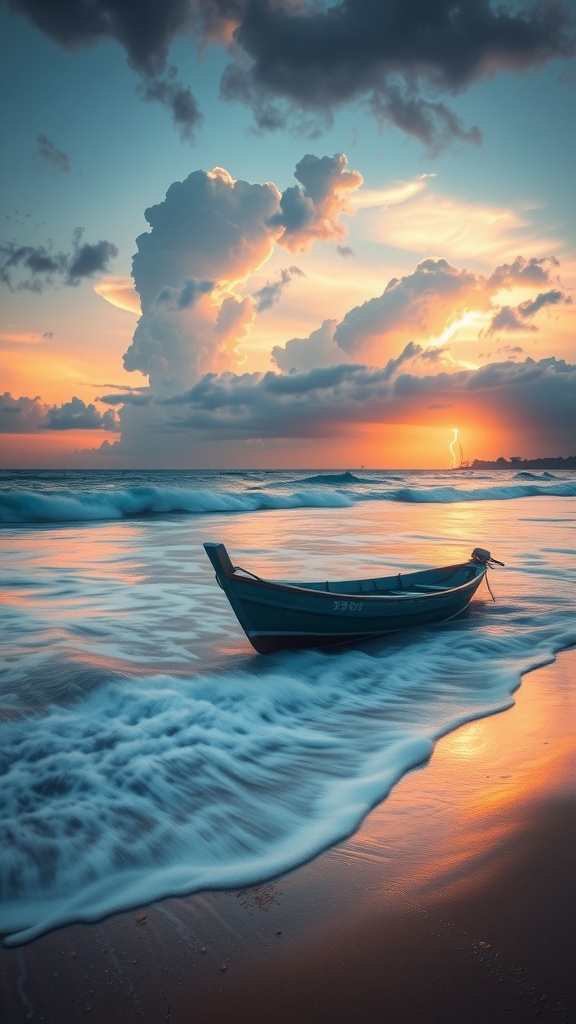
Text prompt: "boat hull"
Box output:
[[204, 542, 488, 654]]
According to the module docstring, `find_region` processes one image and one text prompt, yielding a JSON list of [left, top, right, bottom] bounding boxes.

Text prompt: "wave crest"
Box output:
[[1, 477, 574, 526]]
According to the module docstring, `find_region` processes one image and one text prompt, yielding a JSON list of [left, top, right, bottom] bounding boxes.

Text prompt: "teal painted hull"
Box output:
[[204, 543, 495, 655]]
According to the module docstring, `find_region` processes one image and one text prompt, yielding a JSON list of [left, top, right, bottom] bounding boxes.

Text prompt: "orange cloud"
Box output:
[[94, 276, 141, 313], [0, 329, 51, 346], [362, 189, 561, 266], [349, 174, 435, 211]]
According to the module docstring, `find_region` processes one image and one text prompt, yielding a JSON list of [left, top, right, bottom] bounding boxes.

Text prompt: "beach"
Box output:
[[1, 468, 575, 1022], [2, 646, 574, 1024]]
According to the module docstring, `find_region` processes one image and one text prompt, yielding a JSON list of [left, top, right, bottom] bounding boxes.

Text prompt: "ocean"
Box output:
[[1, 467, 575, 947]]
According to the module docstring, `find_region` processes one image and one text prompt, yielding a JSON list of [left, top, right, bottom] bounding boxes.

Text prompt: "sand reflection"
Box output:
[[340, 651, 576, 910]]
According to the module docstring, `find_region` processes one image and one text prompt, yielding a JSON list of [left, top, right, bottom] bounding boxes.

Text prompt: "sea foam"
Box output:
[[2, 614, 574, 946], [1, 477, 575, 525]]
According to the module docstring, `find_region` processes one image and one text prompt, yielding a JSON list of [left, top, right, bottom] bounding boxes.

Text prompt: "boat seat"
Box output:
[[413, 583, 448, 591]]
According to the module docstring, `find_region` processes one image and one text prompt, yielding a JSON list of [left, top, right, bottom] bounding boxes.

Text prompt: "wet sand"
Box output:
[[2, 647, 575, 1023]]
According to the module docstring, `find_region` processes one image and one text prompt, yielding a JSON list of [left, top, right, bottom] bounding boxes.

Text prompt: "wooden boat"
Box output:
[[204, 543, 503, 655]]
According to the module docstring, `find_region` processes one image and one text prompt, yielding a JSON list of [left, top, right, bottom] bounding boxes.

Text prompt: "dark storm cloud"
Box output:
[[67, 234, 119, 283], [34, 133, 70, 173], [0, 393, 119, 431], [0, 229, 118, 292], [221, 0, 575, 146], [137, 66, 203, 140], [5, 0, 190, 71], [42, 397, 119, 430], [151, 355, 576, 442], [0, 242, 66, 291], [0, 392, 49, 432], [367, 88, 481, 150], [253, 266, 304, 312], [9, 1, 574, 146]]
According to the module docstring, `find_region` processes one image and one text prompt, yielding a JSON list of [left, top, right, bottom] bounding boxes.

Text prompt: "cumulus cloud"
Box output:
[[334, 258, 484, 359], [269, 154, 363, 251], [0, 228, 118, 292], [82, 155, 573, 462], [488, 255, 563, 290], [125, 165, 284, 390], [12, 1, 573, 145], [123, 156, 571, 395], [272, 319, 339, 373], [0, 393, 50, 432], [124, 289, 256, 394], [271, 256, 486, 370], [271, 253, 572, 370], [42, 398, 120, 431], [0, 393, 119, 432], [123, 156, 359, 393], [34, 133, 70, 173], [131, 166, 281, 308]]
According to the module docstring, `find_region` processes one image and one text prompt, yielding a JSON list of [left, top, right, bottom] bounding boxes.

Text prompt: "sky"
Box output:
[[1, 0, 575, 470]]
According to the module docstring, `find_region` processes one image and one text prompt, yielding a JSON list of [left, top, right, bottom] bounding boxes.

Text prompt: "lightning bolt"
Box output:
[[450, 428, 459, 468]]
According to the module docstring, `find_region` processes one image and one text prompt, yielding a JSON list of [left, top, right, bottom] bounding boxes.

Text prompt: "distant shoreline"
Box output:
[[454, 456, 576, 470]]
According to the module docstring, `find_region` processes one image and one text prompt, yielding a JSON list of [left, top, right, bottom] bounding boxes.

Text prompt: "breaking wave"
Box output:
[[0, 486, 353, 525], [297, 472, 370, 485], [1, 476, 575, 526]]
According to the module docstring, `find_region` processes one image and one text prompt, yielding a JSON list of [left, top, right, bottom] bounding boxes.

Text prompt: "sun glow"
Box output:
[[432, 310, 489, 350], [94, 276, 141, 314]]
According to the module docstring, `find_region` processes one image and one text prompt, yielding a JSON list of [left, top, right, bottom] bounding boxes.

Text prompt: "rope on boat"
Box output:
[[480, 555, 504, 603], [213, 565, 264, 589], [233, 565, 265, 581], [470, 548, 504, 603]]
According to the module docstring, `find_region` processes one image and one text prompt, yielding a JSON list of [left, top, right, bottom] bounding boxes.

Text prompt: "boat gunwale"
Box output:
[[223, 562, 485, 603]]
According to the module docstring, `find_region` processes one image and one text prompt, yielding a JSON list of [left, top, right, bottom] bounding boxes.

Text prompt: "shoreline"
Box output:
[[2, 646, 575, 1023]]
